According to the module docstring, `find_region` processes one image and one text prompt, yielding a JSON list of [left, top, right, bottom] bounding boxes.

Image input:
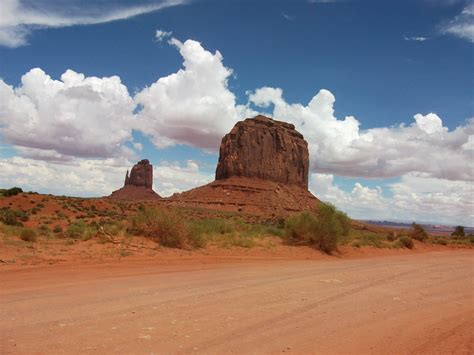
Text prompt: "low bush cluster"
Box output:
[[284, 204, 350, 253], [130, 207, 192, 248], [20, 228, 37, 242], [397, 235, 414, 249], [451, 226, 465, 237], [0, 208, 28, 226], [0, 187, 23, 197], [65, 220, 97, 240], [409, 223, 428, 242]]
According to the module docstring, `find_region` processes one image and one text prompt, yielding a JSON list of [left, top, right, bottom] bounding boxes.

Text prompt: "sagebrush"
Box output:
[[284, 204, 350, 253]]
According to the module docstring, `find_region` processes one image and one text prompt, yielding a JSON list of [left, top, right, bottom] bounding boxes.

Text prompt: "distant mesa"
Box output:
[[109, 159, 161, 200], [168, 115, 318, 216]]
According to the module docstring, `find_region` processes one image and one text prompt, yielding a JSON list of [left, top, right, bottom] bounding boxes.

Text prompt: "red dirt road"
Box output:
[[1, 251, 473, 354]]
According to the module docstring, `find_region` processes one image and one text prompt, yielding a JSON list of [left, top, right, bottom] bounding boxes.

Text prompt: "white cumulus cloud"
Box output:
[[0, 156, 212, 198], [249, 87, 473, 182], [0, 68, 136, 159], [134, 37, 254, 150], [310, 173, 473, 226]]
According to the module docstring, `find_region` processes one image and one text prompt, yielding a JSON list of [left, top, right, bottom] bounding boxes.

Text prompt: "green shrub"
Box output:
[[20, 228, 37, 242], [0, 208, 28, 226], [189, 218, 234, 235], [66, 221, 97, 240], [188, 218, 284, 249], [53, 225, 63, 233], [101, 221, 124, 236], [386, 231, 397, 241], [346, 230, 385, 248], [410, 223, 428, 242], [0, 208, 20, 226], [0, 187, 23, 197], [398, 236, 414, 249], [130, 207, 190, 248], [38, 224, 51, 236], [18, 212, 29, 222], [451, 226, 465, 237], [284, 204, 350, 253], [433, 238, 448, 246]]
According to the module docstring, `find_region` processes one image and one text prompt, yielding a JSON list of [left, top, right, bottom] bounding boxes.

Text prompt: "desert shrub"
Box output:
[[0, 208, 20, 226], [53, 225, 63, 233], [409, 223, 428, 242], [66, 221, 97, 240], [451, 226, 465, 237], [285, 212, 316, 242], [101, 221, 124, 236], [0, 187, 23, 197], [188, 218, 284, 249], [20, 228, 37, 242], [31, 207, 41, 215], [386, 231, 398, 241], [189, 218, 234, 235], [0, 208, 28, 226], [346, 230, 385, 248], [284, 204, 350, 253], [130, 207, 190, 248], [397, 236, 414, 249], [18, 211, 29, 222], [433, 238, 448, 246], [38, 224, 51, 236]]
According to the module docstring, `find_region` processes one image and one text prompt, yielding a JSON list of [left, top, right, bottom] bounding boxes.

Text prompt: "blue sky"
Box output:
[[0, 0, 472, 225]]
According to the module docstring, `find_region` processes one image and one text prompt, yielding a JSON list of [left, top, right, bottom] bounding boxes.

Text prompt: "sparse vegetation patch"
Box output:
[[0, 187, 23, 197], [409, 223, 428, 242], [284, 204, 350, 253]]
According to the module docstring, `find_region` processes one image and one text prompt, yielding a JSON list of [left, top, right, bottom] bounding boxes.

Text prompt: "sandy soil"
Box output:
[[1, 250, 473, 354]]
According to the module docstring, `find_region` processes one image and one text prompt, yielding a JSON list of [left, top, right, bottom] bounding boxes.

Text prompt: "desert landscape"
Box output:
[[1, 115, 473, 354], [1, 1, 473, 354]]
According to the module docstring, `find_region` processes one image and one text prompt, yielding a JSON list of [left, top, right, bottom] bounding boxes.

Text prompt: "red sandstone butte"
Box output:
[[109, 159, 161, 200], [167, 115, 318, 216], [216, 115, 309, 188]]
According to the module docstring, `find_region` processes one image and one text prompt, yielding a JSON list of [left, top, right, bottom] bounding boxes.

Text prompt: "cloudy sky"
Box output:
[[0, 0, 472, 225]]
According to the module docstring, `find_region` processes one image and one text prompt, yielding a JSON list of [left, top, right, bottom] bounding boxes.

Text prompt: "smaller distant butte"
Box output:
[[109, 159, 161, 200]]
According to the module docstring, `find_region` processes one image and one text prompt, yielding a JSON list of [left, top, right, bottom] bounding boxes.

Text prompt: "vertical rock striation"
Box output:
[[215, 115, 309, 188], [124, 159, 153, 189]]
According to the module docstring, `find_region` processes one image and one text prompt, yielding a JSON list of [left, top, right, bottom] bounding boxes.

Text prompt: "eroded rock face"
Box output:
[[125, 159, 153, 189], [215, 115, 309, 188], [109, 159, 160, 200]]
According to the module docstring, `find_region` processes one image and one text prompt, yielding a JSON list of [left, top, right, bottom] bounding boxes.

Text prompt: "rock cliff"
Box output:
[[167, 115, 318, 216], [124, 159, 153, 189], [109, 159, 160, 200], [215, 115, 309, 188]]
